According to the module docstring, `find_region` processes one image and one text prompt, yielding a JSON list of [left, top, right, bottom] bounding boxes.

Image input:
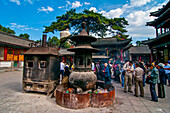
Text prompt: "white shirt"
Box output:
[[60, 62, 65, 71], [92, 62, 95, 71]]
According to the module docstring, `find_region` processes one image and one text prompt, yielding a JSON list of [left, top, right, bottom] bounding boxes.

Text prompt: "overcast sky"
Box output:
[[0, 0, 169, 44]]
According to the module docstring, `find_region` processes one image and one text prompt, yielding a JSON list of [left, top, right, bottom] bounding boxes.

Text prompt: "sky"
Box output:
[[0, 0, 169, 44]]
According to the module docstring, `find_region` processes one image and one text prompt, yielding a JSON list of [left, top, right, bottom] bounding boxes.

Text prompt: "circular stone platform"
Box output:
[[56, 87, 115, 109]]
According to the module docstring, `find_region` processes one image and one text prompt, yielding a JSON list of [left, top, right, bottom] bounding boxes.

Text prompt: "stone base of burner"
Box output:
[[69, 71, 97, 90]]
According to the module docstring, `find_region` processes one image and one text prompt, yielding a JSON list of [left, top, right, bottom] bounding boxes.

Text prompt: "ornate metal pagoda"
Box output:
[[67, 22, 99, 90]]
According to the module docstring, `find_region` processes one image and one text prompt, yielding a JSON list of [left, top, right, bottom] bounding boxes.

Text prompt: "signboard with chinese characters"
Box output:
[[7, 54, 13, 61], [19, 55, 24, 61], [14, 55, 18, 61], [164, 49, 168, 62]]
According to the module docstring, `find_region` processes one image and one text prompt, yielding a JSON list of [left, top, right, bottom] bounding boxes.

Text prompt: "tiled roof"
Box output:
[[129, 46, 151, 54], [24, 47, 60, 56], [59, 48, 74, 56], [91, 38, 131, 46], [0, 31, 34, 48]]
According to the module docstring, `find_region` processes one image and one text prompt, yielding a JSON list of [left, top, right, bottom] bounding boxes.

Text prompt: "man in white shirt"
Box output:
[[60, 60, 65, 77], [123, 61, 134, 93], [92, 61, 95, 71]]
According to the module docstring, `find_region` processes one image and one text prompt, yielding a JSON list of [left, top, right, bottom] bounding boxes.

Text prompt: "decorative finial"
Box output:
[[82, 22, 86, 29]]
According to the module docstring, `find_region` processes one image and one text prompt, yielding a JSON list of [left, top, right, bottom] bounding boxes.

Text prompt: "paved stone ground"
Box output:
[[0, 70, 169, 113]]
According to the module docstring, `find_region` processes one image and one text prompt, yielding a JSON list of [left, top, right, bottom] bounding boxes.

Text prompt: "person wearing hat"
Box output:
[[148, 64, 159, 102], [133, 63, 144, 97], [157, 63, 166, 98]]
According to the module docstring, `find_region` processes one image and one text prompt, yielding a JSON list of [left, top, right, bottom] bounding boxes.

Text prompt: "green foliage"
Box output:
[[0, 24, 16, 35], [136, 41, 142, 46], [48, 36, 71, 48], [44, 9, 129, 39], [48, 36, 60, 46], [19, 33, 30, 39]]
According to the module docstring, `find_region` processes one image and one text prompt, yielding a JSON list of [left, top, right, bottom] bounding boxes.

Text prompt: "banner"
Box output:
[[14, 55, 18, 61], [19, 55, 24, 61], [7, 54, 13, 61]]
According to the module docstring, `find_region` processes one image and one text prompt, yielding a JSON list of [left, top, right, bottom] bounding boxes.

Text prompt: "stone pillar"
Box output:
[[151, 49, 153, 62], [121, 49, 123, 62], [156, 28, 158, 37], [130, 54, 132, 61]]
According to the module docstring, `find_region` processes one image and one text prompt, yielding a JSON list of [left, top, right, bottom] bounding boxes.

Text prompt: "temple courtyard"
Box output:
[[0, 70, 169, 113]]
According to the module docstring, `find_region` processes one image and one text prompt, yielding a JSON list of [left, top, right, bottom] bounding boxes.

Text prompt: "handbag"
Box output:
[[145, 76, 152, 84]]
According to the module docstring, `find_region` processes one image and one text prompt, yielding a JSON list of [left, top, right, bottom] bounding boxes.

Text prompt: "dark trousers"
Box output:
[[150, 83, 158, 101], [158, 83, 165, 98], [105, 77, 111, 84], [60, 70, 64, 77], [143, 74, 145, 87]]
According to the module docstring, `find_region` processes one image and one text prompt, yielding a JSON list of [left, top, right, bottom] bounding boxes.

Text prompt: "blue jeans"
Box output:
[[143, 74, 145, 87], [150, 83, 158, 101], [167, 73, 170, 85], [121, 74, 124, 87]]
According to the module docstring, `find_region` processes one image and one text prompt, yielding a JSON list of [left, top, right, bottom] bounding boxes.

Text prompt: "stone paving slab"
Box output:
[[0, 71, 169, 113]]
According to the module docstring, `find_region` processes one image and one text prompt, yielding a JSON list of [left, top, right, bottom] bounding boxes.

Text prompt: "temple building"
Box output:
[[127, 45, 151, 63], [91, 37, 131, 62], [0, 31, 34, 68], [143, 1, 170, 62]]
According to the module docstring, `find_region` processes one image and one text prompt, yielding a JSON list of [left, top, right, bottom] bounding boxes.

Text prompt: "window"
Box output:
[[27, 61, 33, 68], [7, 48, 13, 54], [14, 50, 18, 54], [78, 56, 83, 65], [39, 61, 46, 68], [0, 47, 4, 60], [87, 58, 91, 65]]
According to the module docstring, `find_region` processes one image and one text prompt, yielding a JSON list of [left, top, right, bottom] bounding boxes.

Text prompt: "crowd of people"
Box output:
[[60, 59, 170, 102], [93, 60, 170, 102]]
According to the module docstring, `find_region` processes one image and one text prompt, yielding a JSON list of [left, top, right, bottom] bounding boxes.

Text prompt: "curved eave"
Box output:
[[70, 35, 97, 42], [67, 47, 99, 53], [150, 1, 170, 17], [147, 8, 170, 27], [91, 39, 131, 47], [0, 41, 30, 49], [142, 31, 170, 46]]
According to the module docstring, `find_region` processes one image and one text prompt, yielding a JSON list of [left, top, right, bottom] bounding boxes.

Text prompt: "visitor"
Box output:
[[112, 62, 115, 79], [157, 63, 166, 98], [164, 61, 170, 86], [92, 61, 95, 71], [103, 63, 111, 84], [121, 60, 129, 88], [140, 62, 147, 87], [133, 63, 144, 97], [64, 64, 70, 77], [152, 61, 156, 67], [148, 64, 159, 102], [114, 63, 120, 83], [60, 60, 65, 77], [107, 60, 112, 77], [99, 61, 105, 81], [96, 62, 100, 79], [123, 61, 134, 93]]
